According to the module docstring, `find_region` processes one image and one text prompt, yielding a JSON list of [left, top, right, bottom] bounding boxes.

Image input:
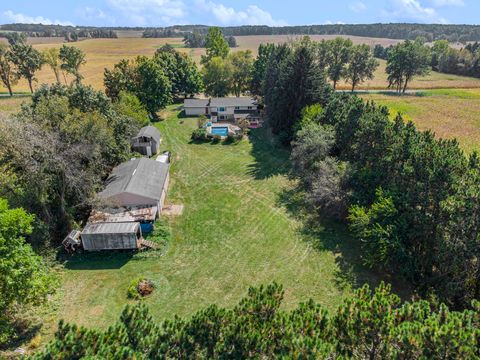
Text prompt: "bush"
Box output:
[[127, 277, 155, 300], [212, 134, 222, 144], [191, 128, 208, 141]]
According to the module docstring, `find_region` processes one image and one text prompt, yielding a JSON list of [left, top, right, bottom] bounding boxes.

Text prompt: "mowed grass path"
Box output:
[[360, 88, 480, 153], [55, 108, 350, 330]]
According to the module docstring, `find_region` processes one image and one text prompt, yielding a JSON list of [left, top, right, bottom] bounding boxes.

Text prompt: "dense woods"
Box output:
[[259, 37, 479, 308], [139, 23, 480, 42], [32, 283, 480, 359], [0, 24, 117, 39]]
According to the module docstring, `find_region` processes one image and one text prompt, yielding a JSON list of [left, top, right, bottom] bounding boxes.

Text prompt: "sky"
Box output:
[[0, 0, 477, 28]]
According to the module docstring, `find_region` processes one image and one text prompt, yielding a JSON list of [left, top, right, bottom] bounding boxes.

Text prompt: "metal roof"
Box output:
[[209, 97, 257, 107], [82, 222, 140, 235], [184, 98, 209, 107], [133, 126, 161, 143], [98, 158, 169, 202]]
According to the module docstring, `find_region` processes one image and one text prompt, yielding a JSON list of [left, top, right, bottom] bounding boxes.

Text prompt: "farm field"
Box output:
[[41, 106, 401, 338], [2, 33, 480, 93], [360, 88, 480, 153]]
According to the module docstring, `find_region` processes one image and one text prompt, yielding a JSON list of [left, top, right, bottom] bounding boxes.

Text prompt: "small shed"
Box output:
[[131, 126, 161, 157], [81, 222, 142, 251]]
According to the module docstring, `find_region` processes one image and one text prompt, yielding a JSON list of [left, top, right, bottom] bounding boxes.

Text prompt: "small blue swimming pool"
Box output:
[[211, 127, 228, 136]]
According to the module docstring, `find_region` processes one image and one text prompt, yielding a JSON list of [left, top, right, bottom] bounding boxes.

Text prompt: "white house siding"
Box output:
[[185, 107, 206, 116]]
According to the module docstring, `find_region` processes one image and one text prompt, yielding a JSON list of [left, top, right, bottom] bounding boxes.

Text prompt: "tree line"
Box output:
[[32, 282, 480, 359], [0, 33, 88, 95], [254, 37, 479, 308], [0, 24, 118, 39], [182, 31, 237, 48], [139, 23, 480, 42], [376, 39, 480, 80]]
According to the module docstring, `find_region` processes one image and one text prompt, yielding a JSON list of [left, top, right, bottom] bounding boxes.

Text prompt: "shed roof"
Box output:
[[184, 98, 209, 108], [210, 97, 257, 107], [133, 126, 161, 143], [98, 158, 169, 202], [82, 222, 140, 235]]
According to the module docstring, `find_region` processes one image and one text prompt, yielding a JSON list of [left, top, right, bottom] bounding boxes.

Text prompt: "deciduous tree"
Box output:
[[344, 44, 379, 92], [42, 47, 62, 84], [59, 45, 86, 85], [0, 44, 18, 96]]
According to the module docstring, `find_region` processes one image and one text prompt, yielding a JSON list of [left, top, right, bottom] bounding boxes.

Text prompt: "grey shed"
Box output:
[[81, 222, 142, 251], [98, 158, 170, 212], [131, 126, 161, 157]]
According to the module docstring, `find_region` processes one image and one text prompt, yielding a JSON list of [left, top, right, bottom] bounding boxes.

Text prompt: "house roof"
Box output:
[[184, 98, 209, 107], [82, 222, 140, 235], [183, 97, 257, 108], [98, 158, 169, 202], [209, 97, 257, 107], [133, 126, 161, 143]]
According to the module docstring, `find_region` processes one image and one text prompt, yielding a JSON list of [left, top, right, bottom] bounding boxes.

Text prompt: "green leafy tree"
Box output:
[[251, 43, 275, 96], [202, 56, 233, 97], [201, 27, 229, 64], [431, 40, 450, 71], [344, 44, 379, 92], [326, 37, 353, 89], [0, 44, 18, 96], [104, 59, 137, 100], [229, 50, 254, 97], [386, 39, 430, 93], [42, 47, 62, 84], [0, 199, 54, 344], [59, 45, 86, 85], [7, 35, 43, 93], [135, 56, 172, 118]]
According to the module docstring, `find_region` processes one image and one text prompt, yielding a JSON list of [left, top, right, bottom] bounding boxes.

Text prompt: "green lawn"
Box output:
[[46, 107, 400, 337]]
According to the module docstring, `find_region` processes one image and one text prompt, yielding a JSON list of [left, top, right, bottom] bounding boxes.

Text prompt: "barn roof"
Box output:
[[82, 222, 140, 235], [98, 158, 169, 202], [133, 126, 161, 144]]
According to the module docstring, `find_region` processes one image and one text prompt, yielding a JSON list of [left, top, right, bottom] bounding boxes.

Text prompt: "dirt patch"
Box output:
[[137, 280, 155, 297], [162, 204, 184, 216]]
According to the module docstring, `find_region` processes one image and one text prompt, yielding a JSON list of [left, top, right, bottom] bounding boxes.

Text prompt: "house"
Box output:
[[184, 97, 260, 123], [131, 126, 161, 157], [98, 157, 170, 214], [81, 222, 142, 251]]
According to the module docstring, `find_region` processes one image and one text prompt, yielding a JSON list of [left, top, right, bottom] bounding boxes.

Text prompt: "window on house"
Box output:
[[219, 107, 225, 112], [248, 106, 253, 109], [235, 106, 240, 110]]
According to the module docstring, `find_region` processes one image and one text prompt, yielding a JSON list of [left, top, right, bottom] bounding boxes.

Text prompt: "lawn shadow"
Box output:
[[247, 126, 291, 180], [60, 251, 134, 270], [278, 186, 413, 301]]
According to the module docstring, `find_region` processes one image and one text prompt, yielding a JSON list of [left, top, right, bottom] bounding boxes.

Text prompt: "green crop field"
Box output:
[[360, 88, 480, 153], [30, 106, 405, 346]]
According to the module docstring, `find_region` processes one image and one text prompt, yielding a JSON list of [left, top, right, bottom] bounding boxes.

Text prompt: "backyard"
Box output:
[[39, 106, 401, 338]]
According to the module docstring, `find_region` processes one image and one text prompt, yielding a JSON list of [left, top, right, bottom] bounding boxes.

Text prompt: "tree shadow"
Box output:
[[0, 320, 42, 352], [278, 186, 413, 301], [247, 126, 291, 180], [60, 251, 134, 270]]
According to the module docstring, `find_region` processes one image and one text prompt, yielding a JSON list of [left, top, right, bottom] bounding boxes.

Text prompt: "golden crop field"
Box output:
[[3, 33, 480, 93], [360, 89, 480, 153]]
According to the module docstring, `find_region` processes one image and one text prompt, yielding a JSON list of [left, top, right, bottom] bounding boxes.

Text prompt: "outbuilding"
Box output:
[[98, 157, 170, 213], [131, 126, 161, 157], [81, 222, 142, 251]]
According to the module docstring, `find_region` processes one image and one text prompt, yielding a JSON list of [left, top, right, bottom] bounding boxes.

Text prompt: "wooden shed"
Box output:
[[131, 126, 161, 157], [81, 222, 142, 251]]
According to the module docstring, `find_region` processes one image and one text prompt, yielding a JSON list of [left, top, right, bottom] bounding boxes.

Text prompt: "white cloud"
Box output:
[[3, 10, 74, 26], [195, 0, 288, 26], [77, 6, 116, 24], [325, 20, 346, 25], [107, 0, 187, 26], [349, 2, 367, 13], [430, 0, 464, 6], [382, 0, 448, 23]]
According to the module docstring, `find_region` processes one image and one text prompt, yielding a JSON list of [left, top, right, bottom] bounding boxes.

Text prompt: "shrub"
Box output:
[[191, 128, 208, 141], [212, 134, 222, 144], [127, 277, 155, 300]]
